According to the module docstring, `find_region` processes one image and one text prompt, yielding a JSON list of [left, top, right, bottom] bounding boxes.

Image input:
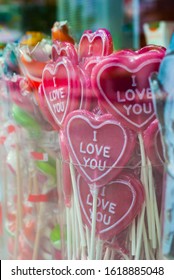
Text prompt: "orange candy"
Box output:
[[51, 21, 75, 44]]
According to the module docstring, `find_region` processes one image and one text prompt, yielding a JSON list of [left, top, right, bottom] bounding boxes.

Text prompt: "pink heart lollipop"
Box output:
[[91, 46, 165, 132], [77, 65, 92, 111], [63, 110, 136, 187], [144, 119, 166, 172], [77, 173, 144, 240], [52, 41, 78, 64], [42, 57, 82, 129], [82, 56, 104, 111], [38, 84, 60, 130], [78, 28, 113, 62]]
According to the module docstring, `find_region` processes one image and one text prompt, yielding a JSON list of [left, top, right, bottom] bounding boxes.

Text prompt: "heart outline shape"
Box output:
[[64, 110, 136, 187], [42, 57, 81, 128], [77, 174, 145, 239], [78, 28, 113, 61], [93, 58, 162, 131], [52, 41, 78, 63]]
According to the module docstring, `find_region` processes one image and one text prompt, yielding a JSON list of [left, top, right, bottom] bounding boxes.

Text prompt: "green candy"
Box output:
[[12, 105, 42, 138], [50, 224, 61, 249], [35, 160, 56, 180], [12, 105, 57, 179]]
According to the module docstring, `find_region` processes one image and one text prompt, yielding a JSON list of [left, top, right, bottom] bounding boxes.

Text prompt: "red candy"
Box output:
[[78, 28, 113, 62], [91, 46, 165, 132], [77, 173, 145, 240], [64, 110, 136, 187], [144, 119, 165, 172]]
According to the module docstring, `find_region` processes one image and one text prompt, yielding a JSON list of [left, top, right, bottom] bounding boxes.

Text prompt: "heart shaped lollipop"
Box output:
[[64, 110, 136, 187], [144, 119, 166, 172], [42, 57, 81, 128], [91, 46, 165, 132], [78, 28, 113, 62], [77, 173, 144, 240], [82, 56, 105, 111], [38, 84, 59, 130], [52, 41, 78, 64]]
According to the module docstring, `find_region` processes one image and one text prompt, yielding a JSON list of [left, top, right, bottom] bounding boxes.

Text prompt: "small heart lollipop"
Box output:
[[42, 57, 82, 129], [38, 84, 59, 130], [77, 173, 144, 240], [52, 41, 78, 64], [78, 28, 113, 62]]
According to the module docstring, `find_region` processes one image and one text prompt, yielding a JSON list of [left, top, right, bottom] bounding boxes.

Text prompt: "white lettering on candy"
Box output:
[[86, 187, 117, 226], [131, 75, 137, 87], [116, 87, 153, 116], [80, 131, 111, 171], [49, 87, 65, 114]]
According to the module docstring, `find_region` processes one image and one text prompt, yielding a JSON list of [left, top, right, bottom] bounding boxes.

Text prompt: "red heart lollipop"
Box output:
[[91, 46, 165, 132], [78, 28, 113, 62], [42, 57, 81, 129], [77, 173, 145, 240], [64, 110, 136, 187], [52, 41, 78, 64], [144, 119, 166, 172]]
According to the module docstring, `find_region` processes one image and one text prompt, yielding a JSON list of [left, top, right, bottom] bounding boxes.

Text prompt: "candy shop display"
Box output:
[[0, 19, 173, 260]]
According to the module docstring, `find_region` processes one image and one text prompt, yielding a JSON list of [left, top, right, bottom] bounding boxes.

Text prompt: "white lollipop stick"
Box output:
[[138, 133, 152, 239], [13, 134, 23, 259], [96, 237, 103, 260], [56, 158, 67, 259], [103, 246, 111, 260], [135, 204, 145, 259], [131, 219, 136, 256], [143, 224, 150, 259], [69, 157, 87, 259], [89, 185, 98, 260], [85, 225, 91, 257], [66, 207, 72, 260], [74, 201, 80, 259], [147, 158, 157, 249], [153, 183, 161, 247]]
